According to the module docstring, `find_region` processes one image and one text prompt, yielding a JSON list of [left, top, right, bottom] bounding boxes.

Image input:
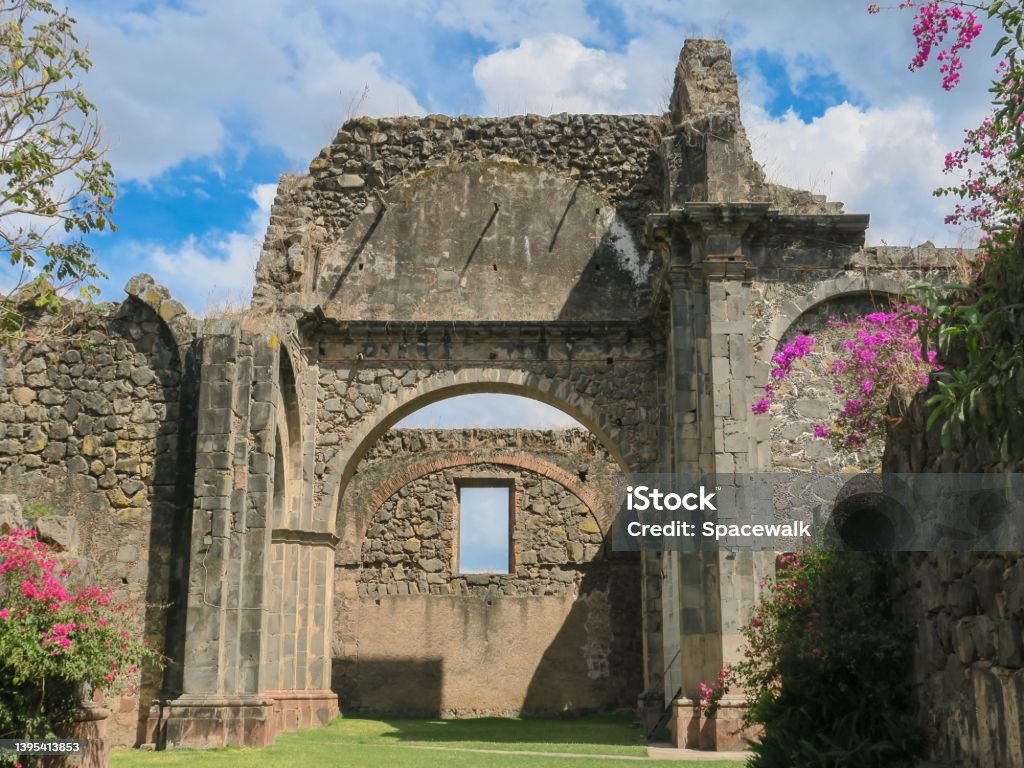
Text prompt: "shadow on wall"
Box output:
[[521, 552, 643, 716], [330, 553, 643, 718], [129, 296, 198, 743], [333, 659, 443, 717]]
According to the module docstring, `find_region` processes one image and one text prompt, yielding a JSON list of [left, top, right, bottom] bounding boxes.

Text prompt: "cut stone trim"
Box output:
[[761, 274, 903, 367]]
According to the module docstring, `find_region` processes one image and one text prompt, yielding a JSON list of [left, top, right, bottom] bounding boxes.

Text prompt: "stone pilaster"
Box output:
[[162, 325, 277, 749], [657, 206, 776, 749]]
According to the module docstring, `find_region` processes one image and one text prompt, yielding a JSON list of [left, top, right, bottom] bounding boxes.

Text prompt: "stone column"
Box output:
[[662, 210, 775, 750], [163, 324, 277, 749]]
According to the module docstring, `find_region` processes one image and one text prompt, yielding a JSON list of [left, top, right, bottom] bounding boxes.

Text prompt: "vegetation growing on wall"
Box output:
[[756, 2, 1024, 461], [754, 307, 938, 459], [881, 1, 1024, 459]]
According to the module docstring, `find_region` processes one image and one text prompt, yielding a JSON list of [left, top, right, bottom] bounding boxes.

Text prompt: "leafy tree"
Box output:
[[0, 0, 114, 341]]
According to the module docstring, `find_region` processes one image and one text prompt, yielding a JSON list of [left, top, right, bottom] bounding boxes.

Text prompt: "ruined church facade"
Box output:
[[0, 40, 954, 752]]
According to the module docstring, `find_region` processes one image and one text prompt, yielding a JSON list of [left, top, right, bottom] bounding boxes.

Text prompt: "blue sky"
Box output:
[[35, 1, 995, 430], [458, 486, 512, 573], [57, 0, 995, 315]]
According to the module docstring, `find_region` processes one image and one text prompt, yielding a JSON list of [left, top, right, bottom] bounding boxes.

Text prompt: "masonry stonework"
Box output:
[[0, 37, 996, 760], [331, 428, 641, 716], [886, 403, 1024, 768], [0, 277, 196, 746]]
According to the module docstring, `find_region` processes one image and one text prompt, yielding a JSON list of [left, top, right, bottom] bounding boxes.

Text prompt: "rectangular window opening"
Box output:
[[457, 483, 512, 574]]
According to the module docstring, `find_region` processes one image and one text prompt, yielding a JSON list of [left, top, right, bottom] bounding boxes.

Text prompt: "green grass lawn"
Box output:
[[111, 713, 748, 768]]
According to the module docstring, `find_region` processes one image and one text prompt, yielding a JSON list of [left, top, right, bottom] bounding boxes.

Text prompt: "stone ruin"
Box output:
[[1, 38, 1014, 766]]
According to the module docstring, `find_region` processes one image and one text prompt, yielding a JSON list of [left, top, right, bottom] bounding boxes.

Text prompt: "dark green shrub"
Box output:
[[734, 551, 920, 768]]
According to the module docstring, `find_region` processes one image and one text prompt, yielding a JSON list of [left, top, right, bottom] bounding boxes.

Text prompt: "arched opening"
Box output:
[[260, 345, 337, 731], [275, 350, 302, 527], [765, 290, 899, 474], [825, 475, 912, 552], [323, 378, 635, 517], [330, 391, 642, 718]]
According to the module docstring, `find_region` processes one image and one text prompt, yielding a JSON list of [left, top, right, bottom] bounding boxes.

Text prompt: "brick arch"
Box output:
[[317, 367, 637, 536], [364, 451, 611, 540], [760, 274, 904, 369]]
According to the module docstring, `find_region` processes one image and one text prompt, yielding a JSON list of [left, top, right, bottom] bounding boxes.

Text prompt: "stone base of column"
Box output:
[[668, 698, 759, 751], [265, 690, 338, 733], [57, 701, 110, 768], [635, 690, 665, 735], [160, 695, 277, 750]]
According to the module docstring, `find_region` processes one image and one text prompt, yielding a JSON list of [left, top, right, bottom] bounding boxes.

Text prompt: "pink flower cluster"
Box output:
[[697, 665, 736, 718], [872, 1, 1024, 234], [43, 621, 78, 652], [0, 526, 153, 682], [753, 307, 939, 450], [942, 110, 1023, 231], [822, 308, 938, 447], [752, 334, 815, 415], [902, 1, 983, 90]]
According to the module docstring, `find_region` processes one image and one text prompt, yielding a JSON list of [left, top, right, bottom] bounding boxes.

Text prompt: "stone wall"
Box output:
[[358, 462, 604, 595], [0, 277, 196, 747], [886, 399, 1024, 767], [253, 113, 668, 312], [333, 428, 641, 716]]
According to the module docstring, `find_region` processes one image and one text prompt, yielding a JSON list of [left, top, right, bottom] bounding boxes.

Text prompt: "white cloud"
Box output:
[[139, 182, 276, 312], [74, 1, 425, 182], [473, 32, 672, 115], [745, 100, 965, 246], [475, 34, 625, 115]]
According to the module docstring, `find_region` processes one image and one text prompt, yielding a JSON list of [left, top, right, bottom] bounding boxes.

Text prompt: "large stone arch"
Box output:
[[318, 367, 640, 536]]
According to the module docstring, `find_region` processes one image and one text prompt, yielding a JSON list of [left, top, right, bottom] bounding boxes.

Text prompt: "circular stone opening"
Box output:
[[834, 497, 896, 551]]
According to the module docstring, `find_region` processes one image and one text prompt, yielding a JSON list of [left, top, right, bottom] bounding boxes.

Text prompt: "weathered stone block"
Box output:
[[35, 515, 79, 552], [0, 495, 23, 533]]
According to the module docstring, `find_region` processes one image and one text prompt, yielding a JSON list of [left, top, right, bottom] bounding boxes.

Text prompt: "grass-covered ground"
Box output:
[[111, 714, 748, 767]]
